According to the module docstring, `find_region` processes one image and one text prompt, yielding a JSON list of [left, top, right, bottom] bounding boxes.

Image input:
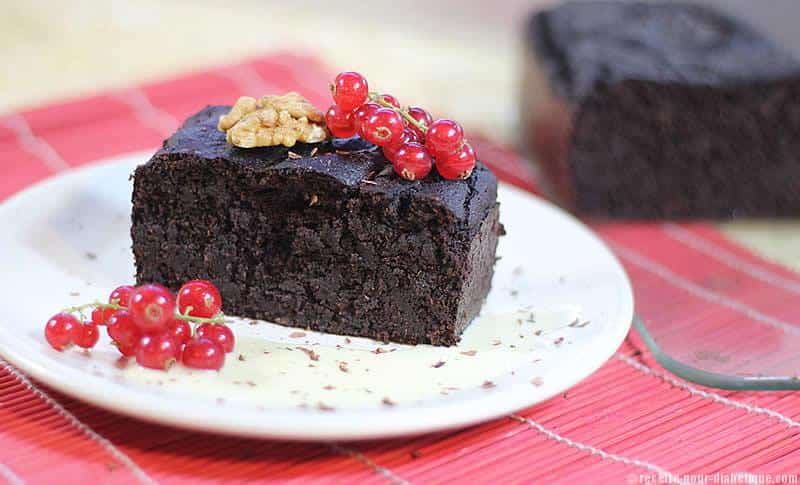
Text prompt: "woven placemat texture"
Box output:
[[1, 54, 799, 484]]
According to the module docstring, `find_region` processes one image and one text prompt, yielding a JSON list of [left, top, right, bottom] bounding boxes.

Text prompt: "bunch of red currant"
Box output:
[[44, 280, 233, 371], [324, 71, 476, 181]]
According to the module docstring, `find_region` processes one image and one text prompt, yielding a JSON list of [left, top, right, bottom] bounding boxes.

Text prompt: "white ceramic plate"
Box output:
[[0, 152, 632, 441]]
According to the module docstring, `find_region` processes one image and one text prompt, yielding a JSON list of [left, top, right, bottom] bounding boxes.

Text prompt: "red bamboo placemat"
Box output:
[[1, 53, 800, 484]]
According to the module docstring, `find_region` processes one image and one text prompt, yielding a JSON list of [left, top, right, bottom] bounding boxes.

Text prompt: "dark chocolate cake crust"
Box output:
[[132, 106, 502, 345], [522, 2, 800, 219]]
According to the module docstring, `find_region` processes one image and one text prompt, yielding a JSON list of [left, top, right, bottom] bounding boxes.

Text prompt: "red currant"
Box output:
[[325, 104, 357, 139], [406, 106, 432, 140], [91, 306, 113, 326], [362, 108, 405, 147], [44, 313, 81, 351], [76, 323, 100, 349], [129, 284, 175, 332], [393, 142, 433, 181], [382, 129, 418, 163], [117, 343, 137, 358], [437, 142, 477, 180], [165, 318, 192, 346], [109, 285, 135, 307], [379, 94, 401, 109], [354, 103, 380, 136], [196, 323, 235, 353], [107, 310, 142, 351], [332, 72, 368, 112], [136, 333, 180, 370], [425, 119, 464, 156], [177, 280, 222, 319], [182, 338, 225, 370]]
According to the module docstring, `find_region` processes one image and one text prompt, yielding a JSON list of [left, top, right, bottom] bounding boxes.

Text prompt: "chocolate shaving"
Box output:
[[554, 337, 564, 346], [297, 347, 320, 361], [238, 354, 246, 361], [534, 330, 543, 336], [344, 337, 352, 344], [568, 319, 591, 328], [246, 380, 256, 387], [323, 385, 335, 390], [373, 347, 389, 354], [382, 397, 396, 407], [317, 402, 335, 412], [289, 331, 307, 338], [432, 360, 446, 368], [69, 291, 80, 297], [492, 340, 502, 346], [532, 377, 544, 387], [460, 350, 478, 356], [376, 164, 394, 178], [481, 380, 496, 389], [85, 252, 97, 260], [338, 361, 349, 373]]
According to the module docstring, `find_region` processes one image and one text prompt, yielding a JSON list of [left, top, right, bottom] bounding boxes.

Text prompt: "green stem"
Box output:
[[173, 313, 226, 325], [61, 301, 227, 325], [368, 93, 428, 135], [62, 301, 125, 314]]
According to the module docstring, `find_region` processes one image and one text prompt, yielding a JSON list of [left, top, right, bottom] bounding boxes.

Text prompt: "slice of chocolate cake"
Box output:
[[522, 2, 800, 218], [131, 106, 502, 346]]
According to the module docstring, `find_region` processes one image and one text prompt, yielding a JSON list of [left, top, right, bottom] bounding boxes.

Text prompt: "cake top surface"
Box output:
[[152, 105, 498, 228], [528, 1, 800, 102]]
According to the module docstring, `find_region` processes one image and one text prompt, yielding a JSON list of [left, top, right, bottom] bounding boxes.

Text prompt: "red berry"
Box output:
[[109, 285, 135, 307], [76, 323, 100, 349], [177, 280, 222, 319], [425, 119, 464, 156], [44, 313, 81, 351], [362, 108, 405, 147], [136, 333, 180, 370], [379, 94, 401, 109], [393, 142, 433, 181], [196, 323, 235, 353], [325, 104, 357, 139], [117, 343, 137, 358], [165, 318, 192, 346], [406, 106, 432, 139], [332, 72, 368, 112], [382, 129, 418, 163], [107, 310, 142, 350], [129, 284, 175, 332], [91, 306, 113, 326], [437, 142, 477, 180], [182, 338, 225, 370], [354, 103, 380, 136]]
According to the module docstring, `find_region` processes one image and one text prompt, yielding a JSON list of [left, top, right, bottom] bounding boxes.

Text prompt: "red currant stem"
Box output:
[[368, 93, 428, 135], [173, 312, 226, 325], [60, 302, 227, 325], [62, 301, 125, 315]]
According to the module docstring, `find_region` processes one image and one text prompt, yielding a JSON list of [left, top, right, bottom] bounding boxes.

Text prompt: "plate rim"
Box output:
[[0, 151, 634, 441]]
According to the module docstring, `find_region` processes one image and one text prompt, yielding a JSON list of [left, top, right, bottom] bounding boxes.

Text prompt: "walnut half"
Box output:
[[217, 93, 328, 148]]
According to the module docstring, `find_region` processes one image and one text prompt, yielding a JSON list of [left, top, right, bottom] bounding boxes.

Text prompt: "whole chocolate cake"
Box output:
[[523, 1, 800, 218], [131, 106, 502, 346]]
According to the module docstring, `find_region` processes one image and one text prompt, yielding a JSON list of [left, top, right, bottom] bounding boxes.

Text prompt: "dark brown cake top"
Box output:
[[528, 2, 800, 102], [152, 105, 498, 228]]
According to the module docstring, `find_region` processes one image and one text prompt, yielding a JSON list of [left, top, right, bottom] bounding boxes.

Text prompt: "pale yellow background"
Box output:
[[4, 0, 800, 269]]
